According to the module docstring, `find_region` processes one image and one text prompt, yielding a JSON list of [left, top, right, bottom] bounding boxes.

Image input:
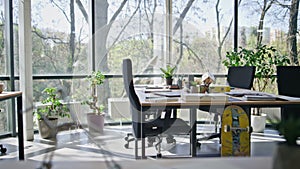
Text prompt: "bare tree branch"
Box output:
[[215, 0, 242, 71], [32, 27, 67, 44], [274, 0, 291, 9], [173, 39, 205, 69], [107, 0, 142, 51], [173, 0, 195, 35], [51, 0, 71, 23], [108, 0, 128, 26], [257, 0, 276, 46], [76, 0, 88, 23]]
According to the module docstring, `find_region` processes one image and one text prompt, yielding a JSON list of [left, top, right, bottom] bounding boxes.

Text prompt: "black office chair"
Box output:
[[277, 66, 300, 120], [122, 58, 190, 158], [197, 66, 256, 144]]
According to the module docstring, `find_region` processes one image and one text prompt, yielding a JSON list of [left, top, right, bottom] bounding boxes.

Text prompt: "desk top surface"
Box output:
[[137, 88, 300, 107], [0, 91, 22, 100]]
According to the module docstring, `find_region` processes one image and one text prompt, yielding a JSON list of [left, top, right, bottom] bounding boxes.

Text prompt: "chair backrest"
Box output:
[[277, 66, 300, 97], [122, 58, 141, 111], [122, 59, 153, 138], [227, 66, 256, 89]]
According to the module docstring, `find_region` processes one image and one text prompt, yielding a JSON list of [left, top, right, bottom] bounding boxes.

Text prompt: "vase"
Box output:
[[38, 117, 58, 139], [166, 78, 173, 86], [177, 79, 182, 89], [190, 86, 199, 93], [272, 143, 300, 169], [251, 113, 267, 132], [87, 113, 105, 135]]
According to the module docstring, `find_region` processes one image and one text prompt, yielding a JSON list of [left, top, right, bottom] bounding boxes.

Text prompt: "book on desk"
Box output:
[[225, 90, 278, 101], [144, 91, 181, 102]]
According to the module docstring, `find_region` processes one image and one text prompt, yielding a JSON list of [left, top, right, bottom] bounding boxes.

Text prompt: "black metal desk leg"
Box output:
[[190, 108, 197, 157], [17, 96, 24, 160]]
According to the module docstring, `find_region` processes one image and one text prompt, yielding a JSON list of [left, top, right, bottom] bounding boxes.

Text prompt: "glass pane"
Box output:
[[0, 1, 6, 76], [103, 0, 233, 77], [239, 0, 289, 51], [0, 0, 13, 135], [31, 0, 89, 75], [238, 0, 291, 93], [172, 0, 234, 75]]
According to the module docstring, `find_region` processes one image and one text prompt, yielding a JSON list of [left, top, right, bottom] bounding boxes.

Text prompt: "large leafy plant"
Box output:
[[269, 117, 300, 146], [34, 87, 70, 120], [223, 45, 290, 92], [82, 71, 106, 115]]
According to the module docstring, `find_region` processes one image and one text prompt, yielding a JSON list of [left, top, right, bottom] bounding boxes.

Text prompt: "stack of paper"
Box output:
[[143, 88, 171, 93], [145, 97, 179, 102], [181, 93, 229, 102], [242, 94, 277, 101]]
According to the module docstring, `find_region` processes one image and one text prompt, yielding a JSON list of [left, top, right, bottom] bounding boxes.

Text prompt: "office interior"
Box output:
[[0, 0, 299, 168]]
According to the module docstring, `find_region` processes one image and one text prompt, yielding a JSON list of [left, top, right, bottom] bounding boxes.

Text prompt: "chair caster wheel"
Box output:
[[124, 137, 129, 141], [156, 153, 162, 158], [1, 148, 7, 154], [0, 145, 7, 154], [124, 143, 129, 149]]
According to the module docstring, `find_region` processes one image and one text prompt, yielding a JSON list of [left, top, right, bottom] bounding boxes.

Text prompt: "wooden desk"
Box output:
[[0, 91, 23, 160], [137, 89, 300, 158]]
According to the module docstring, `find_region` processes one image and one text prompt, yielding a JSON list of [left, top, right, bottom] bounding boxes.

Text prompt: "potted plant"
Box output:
[[269, 117, 300, 169], [82, 71, 106, 134], [189, 81, 199, 93], [160, 65, 176, 86], [34, 87, 70, 139], [223, 45, 290, 132]]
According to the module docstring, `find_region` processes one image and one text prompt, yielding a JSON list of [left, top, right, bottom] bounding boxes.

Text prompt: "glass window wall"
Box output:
[[1, 0, 297, 136]]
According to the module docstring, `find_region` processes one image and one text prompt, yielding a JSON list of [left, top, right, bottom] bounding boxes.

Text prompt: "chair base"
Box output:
[[124, 132, 177, 159], [0, 144, 7, 154]]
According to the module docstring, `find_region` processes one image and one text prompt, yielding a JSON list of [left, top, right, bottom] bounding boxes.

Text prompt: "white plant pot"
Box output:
[[190, 86, 199, 93], [251, 113, 267, 133], [87, 113, 105, 135], [38, 117, 58, 139]]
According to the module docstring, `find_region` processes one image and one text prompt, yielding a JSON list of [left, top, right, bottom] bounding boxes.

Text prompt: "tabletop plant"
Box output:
[[160, 65, 176, 85], [82, 70, 106, 115]]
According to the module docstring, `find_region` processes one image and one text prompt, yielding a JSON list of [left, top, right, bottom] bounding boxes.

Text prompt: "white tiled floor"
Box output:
[[0, 125, 285, 162]]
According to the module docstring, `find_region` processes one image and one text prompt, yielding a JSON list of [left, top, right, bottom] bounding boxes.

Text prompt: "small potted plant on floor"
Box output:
[[160, 65, 176, 86], [82, 71, 106, 134], [34, 87, 70, 139], [269, 116, 300, 169], [223, 45, 290, 132]]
